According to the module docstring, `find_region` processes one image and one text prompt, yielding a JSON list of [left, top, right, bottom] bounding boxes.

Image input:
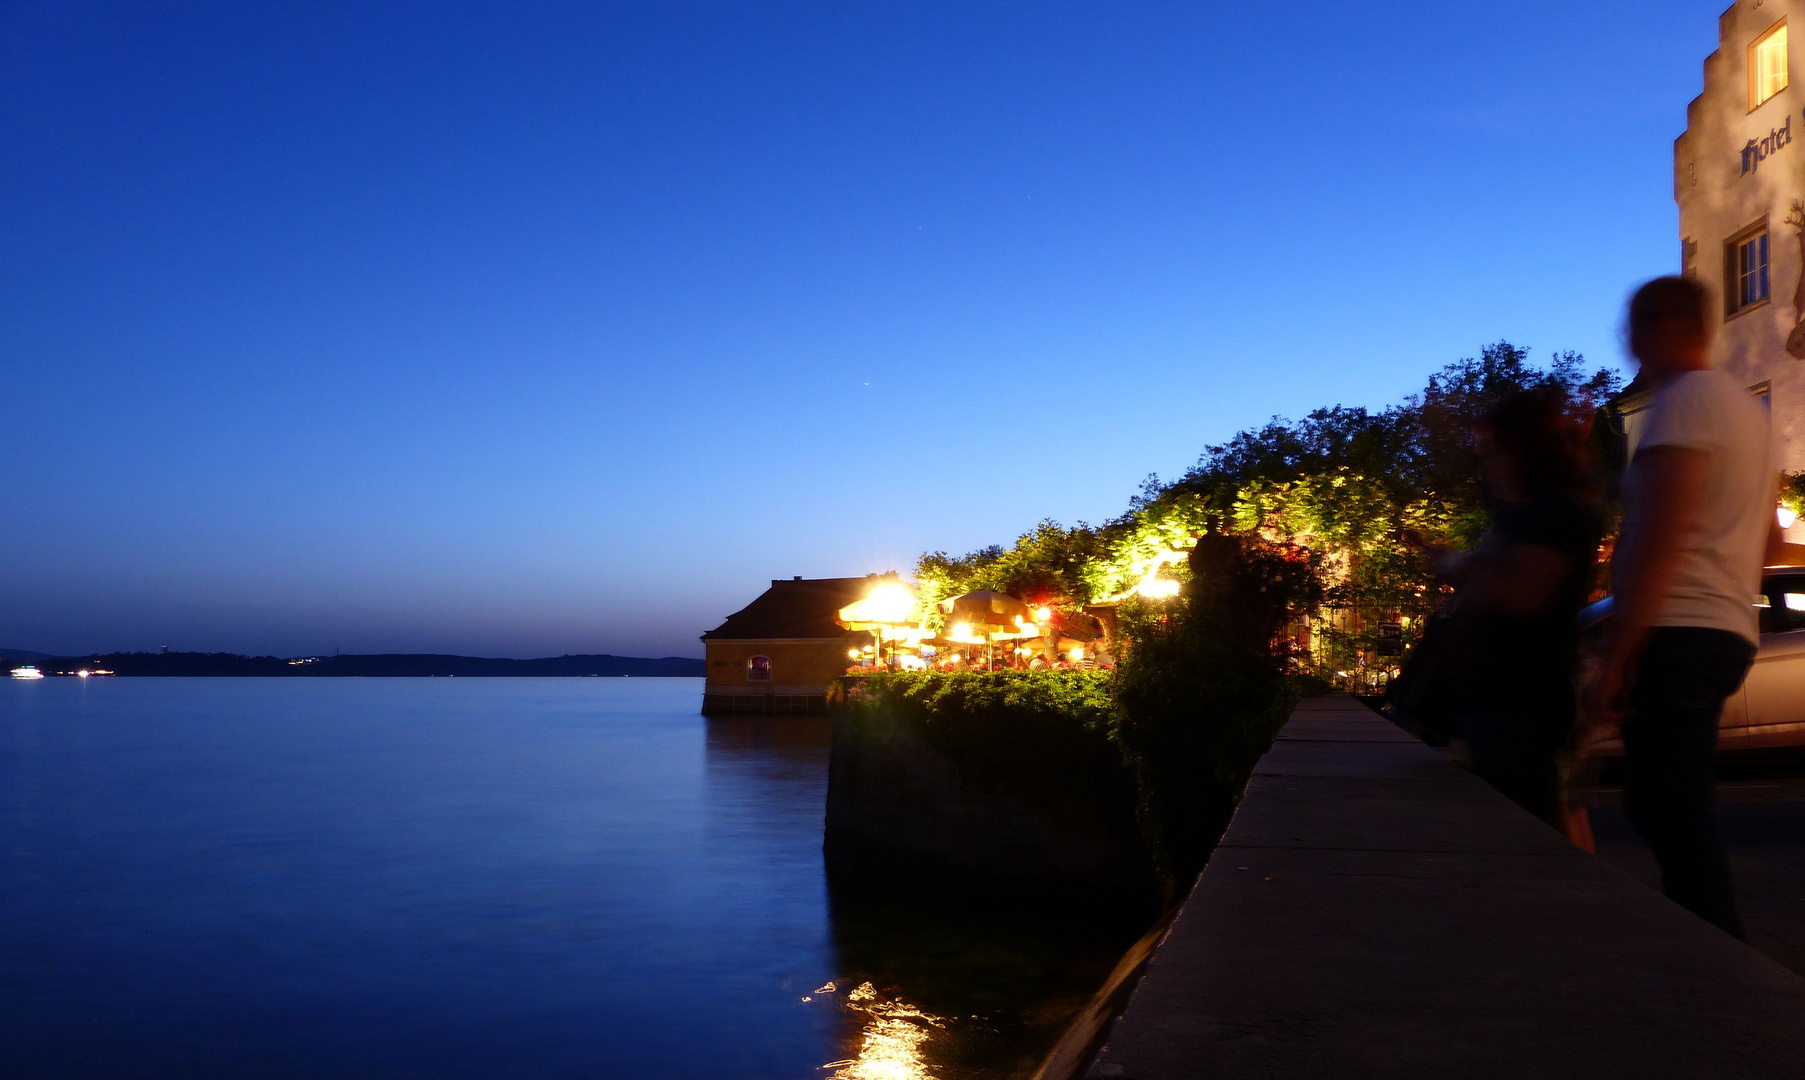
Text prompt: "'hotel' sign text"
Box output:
[[1742, 114, 1797, 175]]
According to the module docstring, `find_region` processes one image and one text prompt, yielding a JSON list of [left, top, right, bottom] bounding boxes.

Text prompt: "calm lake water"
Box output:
[[0, 678, 1135, 1079]]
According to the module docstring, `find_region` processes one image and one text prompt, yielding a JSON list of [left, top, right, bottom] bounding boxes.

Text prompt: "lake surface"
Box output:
[[0, 678, 1136, 1079]]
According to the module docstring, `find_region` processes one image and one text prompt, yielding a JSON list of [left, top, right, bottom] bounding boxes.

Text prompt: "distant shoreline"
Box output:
[[4, 651, 705, 678]]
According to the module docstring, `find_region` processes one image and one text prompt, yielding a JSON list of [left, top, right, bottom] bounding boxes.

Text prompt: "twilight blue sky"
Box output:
[[0, 2, 1718, 658]]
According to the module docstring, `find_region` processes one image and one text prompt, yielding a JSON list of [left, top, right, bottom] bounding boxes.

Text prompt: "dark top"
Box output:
[[1464, 488, 1602, 721]]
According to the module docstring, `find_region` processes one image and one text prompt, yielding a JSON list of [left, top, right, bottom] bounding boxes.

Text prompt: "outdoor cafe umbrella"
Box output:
[[940, 591, 1038, 666], [839, 579, 919, 669], [939, 590, 1031, 624]]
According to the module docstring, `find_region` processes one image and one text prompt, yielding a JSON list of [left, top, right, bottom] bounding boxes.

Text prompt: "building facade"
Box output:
[[1677, 2, 1805, 468]]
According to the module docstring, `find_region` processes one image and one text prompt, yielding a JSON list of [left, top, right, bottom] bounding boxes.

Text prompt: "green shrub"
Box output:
[[838, 670, 1127, 809], [1110, 532, 1316, 890], [1289, 671, 1336, 698]]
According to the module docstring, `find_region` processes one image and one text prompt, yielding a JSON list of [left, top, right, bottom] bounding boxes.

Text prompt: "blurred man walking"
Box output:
[[1589, 276, 1777, 939]]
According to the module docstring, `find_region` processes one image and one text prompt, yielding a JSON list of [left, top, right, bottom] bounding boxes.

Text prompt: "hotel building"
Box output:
[[1678, 2, 1805, 468]]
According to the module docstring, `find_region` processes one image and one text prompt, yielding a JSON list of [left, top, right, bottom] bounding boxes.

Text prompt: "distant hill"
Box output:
[[0, 649, 56, 663], [15, 652, 705, 677]]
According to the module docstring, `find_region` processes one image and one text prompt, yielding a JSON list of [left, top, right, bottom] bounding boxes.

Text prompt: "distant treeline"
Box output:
[[3, 651, 705, 678]]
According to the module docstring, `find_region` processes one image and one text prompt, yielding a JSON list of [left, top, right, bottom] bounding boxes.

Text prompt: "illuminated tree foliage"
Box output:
[[915, 342, 1622, 673], [1164, 343, 1617, 604], [914, 521, 1108, 632], [876, 344, 1623, 891], [1782, 471, 1805, 518]]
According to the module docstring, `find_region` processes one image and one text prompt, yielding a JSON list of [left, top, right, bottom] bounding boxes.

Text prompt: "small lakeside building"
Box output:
[[699, 575, 879, 716], [699, 572, 1117, 715]]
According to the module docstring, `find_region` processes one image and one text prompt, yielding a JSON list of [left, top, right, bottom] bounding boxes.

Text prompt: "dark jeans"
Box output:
[[1622, 626, 1756, 940]]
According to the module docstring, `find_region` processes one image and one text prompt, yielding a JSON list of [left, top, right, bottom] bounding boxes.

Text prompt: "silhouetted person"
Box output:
[[1440, 388, 1601, 829], [1587, 275, 1777, 940]]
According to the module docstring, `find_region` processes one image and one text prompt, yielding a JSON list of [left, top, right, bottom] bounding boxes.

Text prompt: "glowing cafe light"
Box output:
[[1068, 646, 1085, 663], [1034, 606, 1052, 622], [1136, 576, 1181, 599], [950, 622, 976, 642], [848, 649, 861, 660], [841, 581, 916, 626], [1780, 505, 1799, 530]]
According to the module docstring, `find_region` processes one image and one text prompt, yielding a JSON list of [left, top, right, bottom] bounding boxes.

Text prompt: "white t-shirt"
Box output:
[[1615, 369, 1773, 644]]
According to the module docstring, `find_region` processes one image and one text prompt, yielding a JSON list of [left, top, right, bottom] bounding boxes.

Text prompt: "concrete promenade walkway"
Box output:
[[1084, 695, 1805, 1079]]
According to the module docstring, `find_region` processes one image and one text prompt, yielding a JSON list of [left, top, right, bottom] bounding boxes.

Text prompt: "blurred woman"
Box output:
[[1439, 388, 1602, 830]]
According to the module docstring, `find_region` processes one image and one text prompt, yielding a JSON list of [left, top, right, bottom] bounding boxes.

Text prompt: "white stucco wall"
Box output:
[[1677, 1, 1805, 470]]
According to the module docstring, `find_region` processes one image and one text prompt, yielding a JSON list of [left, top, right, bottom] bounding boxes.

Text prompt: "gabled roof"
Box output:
[[701, 576, 887, 641]]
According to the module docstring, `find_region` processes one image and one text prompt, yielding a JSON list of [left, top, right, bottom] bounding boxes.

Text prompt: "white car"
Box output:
[[1587, 567, 1805, 754], [1733, 567, 1805, 751]]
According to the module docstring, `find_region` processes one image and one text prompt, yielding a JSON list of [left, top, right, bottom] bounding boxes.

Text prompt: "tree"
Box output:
[[911, 341, 1622, 686]]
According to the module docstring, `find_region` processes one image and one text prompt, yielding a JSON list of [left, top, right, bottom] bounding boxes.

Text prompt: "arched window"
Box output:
[[747, 655, 772, 682]]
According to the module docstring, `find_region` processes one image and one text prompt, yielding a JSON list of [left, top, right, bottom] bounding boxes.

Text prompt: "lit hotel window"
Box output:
[[1728, 226, 1771, 314], [1752, 21, 1788, 109]]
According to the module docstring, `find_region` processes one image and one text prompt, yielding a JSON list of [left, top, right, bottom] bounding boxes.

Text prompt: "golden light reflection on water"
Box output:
[[819, 981, 945, 1080]]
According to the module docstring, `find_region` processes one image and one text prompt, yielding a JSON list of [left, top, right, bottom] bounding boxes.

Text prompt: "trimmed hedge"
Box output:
[[835, 670, 1128, 811]]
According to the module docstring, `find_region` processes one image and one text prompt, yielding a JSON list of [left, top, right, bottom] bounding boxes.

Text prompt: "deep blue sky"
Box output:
[[0, 2, 1716, 658]]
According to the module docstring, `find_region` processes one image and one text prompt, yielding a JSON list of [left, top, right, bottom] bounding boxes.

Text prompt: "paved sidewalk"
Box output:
[[1592, 770, 1805, 977], [1085, 695, 1805, 1080]]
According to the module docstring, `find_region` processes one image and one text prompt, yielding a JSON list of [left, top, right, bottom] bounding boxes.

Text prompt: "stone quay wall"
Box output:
[[822, 700, 1158, 906]]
